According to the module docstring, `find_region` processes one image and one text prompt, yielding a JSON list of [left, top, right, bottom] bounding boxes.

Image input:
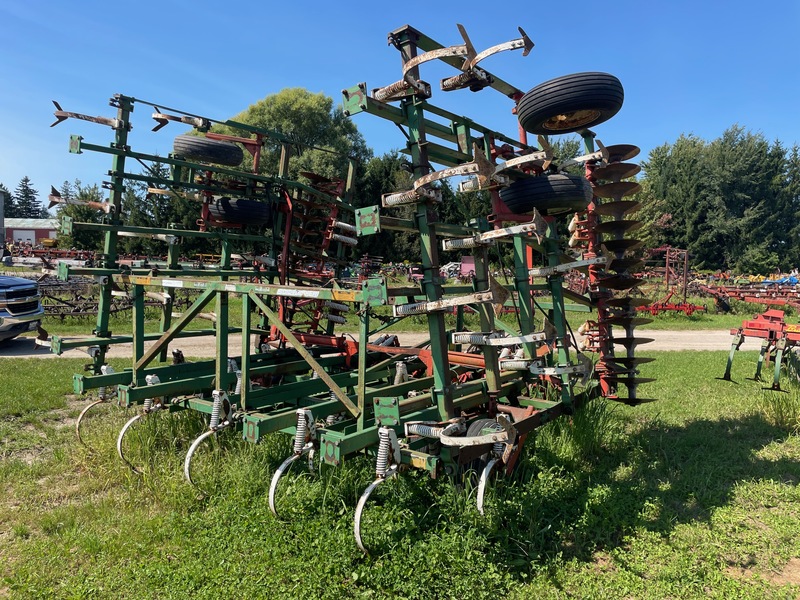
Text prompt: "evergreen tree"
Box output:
[[13, 176, 45, 218]]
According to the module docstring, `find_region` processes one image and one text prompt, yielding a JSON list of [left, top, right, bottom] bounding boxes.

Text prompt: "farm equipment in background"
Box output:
[[48, 23, 654, 551], [637, 288, 707, 317], [721, 309, 800, 391]]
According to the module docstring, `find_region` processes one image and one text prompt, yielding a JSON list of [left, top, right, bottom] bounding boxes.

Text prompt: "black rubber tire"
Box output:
[[460, 418, 502, 479], [173, 134, 244, 167], [499, 173, 593, 216], [208, 197, 271, 225], [517, 72, 624, 135]]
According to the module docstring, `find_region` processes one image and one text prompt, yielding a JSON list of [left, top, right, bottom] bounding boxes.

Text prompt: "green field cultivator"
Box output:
[[47, 24, 653, 551]]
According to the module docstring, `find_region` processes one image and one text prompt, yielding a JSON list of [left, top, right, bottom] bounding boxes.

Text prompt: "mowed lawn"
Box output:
[[2, 348, 800, 599]]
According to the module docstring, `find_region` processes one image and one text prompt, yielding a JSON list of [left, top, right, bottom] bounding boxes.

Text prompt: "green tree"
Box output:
[[56, 182, 106, 250], [212, 87, 372, 182], [13, 176, 46, 218], [637, 127, 793, 274], [354, 151, 418, 262]]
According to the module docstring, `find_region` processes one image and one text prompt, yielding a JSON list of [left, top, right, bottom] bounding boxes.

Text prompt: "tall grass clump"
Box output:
[[758, 387, 800, 432]]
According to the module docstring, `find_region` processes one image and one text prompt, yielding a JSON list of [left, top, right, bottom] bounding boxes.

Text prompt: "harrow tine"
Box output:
[[268, 443, 314, 518], [116, 414, 144, 474], [354, 465, 399, 554], [183, 428, 220, 493], [476, 458, 500, 515], [75, 399, 106, 447]]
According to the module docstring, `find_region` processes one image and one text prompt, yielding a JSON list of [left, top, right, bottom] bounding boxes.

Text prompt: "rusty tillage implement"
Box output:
[[51, 23, 653, 552], [636, 288, 707, 317], [721, 309, 800, 390]]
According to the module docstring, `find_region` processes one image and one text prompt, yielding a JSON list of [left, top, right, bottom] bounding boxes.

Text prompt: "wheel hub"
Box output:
[[542, 109, 601, 131]]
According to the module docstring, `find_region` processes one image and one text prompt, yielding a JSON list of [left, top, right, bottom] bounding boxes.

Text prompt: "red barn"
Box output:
[[4, 218, 58, 246]]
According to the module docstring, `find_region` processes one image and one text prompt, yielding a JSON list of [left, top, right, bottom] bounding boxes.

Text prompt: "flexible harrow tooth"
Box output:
[[116, 414, 144, 474]]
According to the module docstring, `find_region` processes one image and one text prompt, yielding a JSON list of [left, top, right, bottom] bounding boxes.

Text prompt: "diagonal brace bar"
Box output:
[[136, 288, 216, 371], [249, 292, 360, 418]]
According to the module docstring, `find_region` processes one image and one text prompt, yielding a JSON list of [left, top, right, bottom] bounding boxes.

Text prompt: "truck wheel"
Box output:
[[208, 198, 271, 225], [499, 174, 593, 216], [173, 134, 244, 167], [517, 72, 624, 135]]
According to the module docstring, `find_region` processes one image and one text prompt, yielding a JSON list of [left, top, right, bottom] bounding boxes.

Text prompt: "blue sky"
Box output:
[[1, 1, 799, 205]]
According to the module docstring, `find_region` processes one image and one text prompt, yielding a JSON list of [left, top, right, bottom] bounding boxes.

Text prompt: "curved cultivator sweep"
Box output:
[[48, 23, 653, 552]]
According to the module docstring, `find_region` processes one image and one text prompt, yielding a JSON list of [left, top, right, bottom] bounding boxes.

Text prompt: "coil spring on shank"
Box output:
[[293, 410, 308, 454], [324, 301, 350, 313], [373, 80, 408, 102], [375, 427, 391, 477], [383, 190, 419, 207], [395, 302, 427, 316], [209, 392, 223, 429], [500, 359, 531, 371], [331, 233, 357, 246], [332, 220, 357, 234], [406, 423, 443, 438], [444, 237, 480, 250], [452, 332, 488, 345]]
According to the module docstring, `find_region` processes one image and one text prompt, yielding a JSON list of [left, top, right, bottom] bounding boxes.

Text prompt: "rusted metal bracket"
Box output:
[[48, 186, 113, 214], [499, 360, 588, 377], [439, 415, 516, 447], [459, 137, 553, 192], [559, 139, 610, 169], [151, 111, 210, 132], [441, 26, 533, 92], [529, 256, 607, 277], [373, 33, 473, 101], [51, 101, 127, 130], [381, 185, 441, 207], [393, 290, 495, 317], [451, 331, 549, 346], [146, 188, 202, 202], [442, 211, 547, 250], [382, 141, 509, 207]]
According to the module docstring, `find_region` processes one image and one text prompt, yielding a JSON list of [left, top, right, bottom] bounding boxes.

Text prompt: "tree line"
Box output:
[[6, 88, 799, 276], [636, 126, 800, 275]]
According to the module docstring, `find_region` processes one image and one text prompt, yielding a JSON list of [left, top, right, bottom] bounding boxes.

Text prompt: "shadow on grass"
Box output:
[[477, 410, 799, 573]]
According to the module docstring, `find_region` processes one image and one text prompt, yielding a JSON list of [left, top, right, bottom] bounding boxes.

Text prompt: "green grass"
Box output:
[[3, 350, 800, 598]]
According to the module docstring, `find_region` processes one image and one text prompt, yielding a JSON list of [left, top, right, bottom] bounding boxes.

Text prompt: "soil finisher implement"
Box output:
[[47, 23, 653, 552]]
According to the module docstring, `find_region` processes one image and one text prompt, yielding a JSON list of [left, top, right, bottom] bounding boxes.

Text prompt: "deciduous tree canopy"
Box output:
[[637, 126, 800, 274]]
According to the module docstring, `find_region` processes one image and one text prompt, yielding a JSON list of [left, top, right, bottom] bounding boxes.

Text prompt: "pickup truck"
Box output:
[[0, 276, 45, 342]]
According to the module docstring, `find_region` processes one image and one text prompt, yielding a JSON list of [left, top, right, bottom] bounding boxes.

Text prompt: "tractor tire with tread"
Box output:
[[173, 134, 244, 167], [517, 72, 624, 135], [208, 197, 271, 226], [499, 173, 593, 216]]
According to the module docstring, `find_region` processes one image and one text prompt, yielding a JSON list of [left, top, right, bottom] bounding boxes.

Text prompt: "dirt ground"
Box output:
[[0, 329, 762, 359]]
